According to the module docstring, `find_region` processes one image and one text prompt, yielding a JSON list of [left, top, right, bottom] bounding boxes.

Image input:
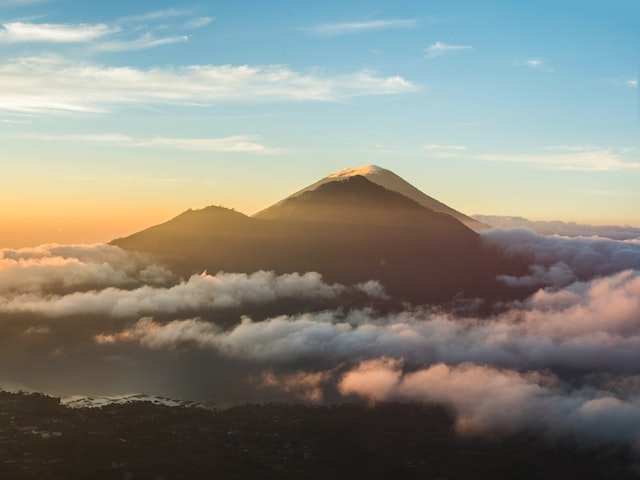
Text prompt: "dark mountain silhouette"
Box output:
[[255, 165, 490, 231], [113, 173, 523, 304]]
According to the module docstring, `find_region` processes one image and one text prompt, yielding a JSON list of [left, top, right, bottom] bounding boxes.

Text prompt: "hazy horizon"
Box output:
[[1, 0, 639, 247]]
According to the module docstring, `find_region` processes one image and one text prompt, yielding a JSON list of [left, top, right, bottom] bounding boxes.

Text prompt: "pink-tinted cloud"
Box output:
[[338, 359, 640, 443]]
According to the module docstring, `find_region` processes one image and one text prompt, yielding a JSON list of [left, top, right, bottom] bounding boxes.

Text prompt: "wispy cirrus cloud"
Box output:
[[485, 152, 635, 171], [0, 9, 204, 51], [94, 32, 189, 52], [184, 16, 214, 29], [421, 144, 466, 151], [0, 56, 419, 115], [611, 78, 638, 88], [514, 57, 553, 72], [116, 8, 195, 24], [141, 135, 272, 153], [0, 21, 117, 43], [474, 146, 639, 171], [305, 18, 418, 36], [0, 0, 49, 6], [23, 133, 276, 154], [425, 41, 473, 59], [421, 144, 466, 157], [417, 143, 639, 171]]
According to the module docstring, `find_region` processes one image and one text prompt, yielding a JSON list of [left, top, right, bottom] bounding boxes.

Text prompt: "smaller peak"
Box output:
[[326, 164, 386, 179]]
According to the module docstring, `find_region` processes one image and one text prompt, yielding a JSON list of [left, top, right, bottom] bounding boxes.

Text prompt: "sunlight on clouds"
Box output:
[[259, 370, 332, 403], [338, 360, 640, 442], [0, 22, 117, 43], [0, 56, 419, 115], [475, 149, 639, 171], [142, 135, 273, 153], [0, 96, 105, 114], [24, 133, 276, 153], [420, 144, 640, 171], [421, 144, 467, 157]]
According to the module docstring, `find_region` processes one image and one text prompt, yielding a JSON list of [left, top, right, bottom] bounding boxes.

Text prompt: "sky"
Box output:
[[1, 0, 638, 247]]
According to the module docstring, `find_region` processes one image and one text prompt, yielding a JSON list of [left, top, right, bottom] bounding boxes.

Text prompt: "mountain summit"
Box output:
[[255, 165, 489, 231]]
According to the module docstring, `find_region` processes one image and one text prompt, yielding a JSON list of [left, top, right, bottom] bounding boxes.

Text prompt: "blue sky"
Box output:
[[0, 0, 638, 246]]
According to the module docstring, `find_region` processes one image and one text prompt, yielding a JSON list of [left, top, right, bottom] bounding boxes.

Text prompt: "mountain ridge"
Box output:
[[112, 173, 509, 304]]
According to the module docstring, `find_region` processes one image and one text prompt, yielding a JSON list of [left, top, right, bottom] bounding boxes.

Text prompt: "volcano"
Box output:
[[255, 165, 489, 231], [112, 167, 508, 303]]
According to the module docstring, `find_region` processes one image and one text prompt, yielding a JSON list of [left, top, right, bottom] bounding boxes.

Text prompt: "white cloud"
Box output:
[[419, 144, 639, 171], [514, 57, 553, 72], [482, 228, 640, 283], [0, 56, 419, 115], [25, 133, 276, 154], [306, 19, 418, 36], [0, 21, 117, 43], [95, 33, 189, 52], [0, 0, 47, 5], [474, 148, 640, 171], [95, 269, 640, 372], [2, 270, 381, 318], [421, 144, 466, 157], [473, 216, 640, 240], [28, 133, 135, 143], [117, 8, 195, 24], [422, 144, 466, 150], [184, 16, 214, 29], [425, 41, 473, 59], [140, 135, 272, 153], [3, 233, 640, 444], [609, 78, 638, 88], [0, 243, 176, 294], [544, 144, 600, 152]]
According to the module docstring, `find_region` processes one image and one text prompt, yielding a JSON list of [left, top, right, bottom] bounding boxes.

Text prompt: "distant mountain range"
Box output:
[[113, 166, 522, 303]]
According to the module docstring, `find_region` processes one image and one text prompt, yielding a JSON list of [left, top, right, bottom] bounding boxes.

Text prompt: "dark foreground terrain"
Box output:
[[0, 390, 637, 479]]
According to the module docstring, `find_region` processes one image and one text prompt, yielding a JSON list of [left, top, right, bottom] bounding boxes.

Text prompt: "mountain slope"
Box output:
[[113, 175, 502, 304], [254, 165, 490, 231]]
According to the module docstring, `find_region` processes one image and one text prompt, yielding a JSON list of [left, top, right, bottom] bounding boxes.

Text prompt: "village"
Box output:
[[0, 390, 636, 479]]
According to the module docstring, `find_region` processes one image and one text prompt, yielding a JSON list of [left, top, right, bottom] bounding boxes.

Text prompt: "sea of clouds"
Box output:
[[1, 227, 639, 446]]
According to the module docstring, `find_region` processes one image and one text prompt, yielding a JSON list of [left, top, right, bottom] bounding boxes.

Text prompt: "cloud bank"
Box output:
[[475, 216, 640, 241], [339, 359, 640, 444], [481, 228, 640, 287], [0, 244, 176, 294], [1, 228, 639, 446], [96, 269, 640, 372], [1, 269, 384, 318]]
